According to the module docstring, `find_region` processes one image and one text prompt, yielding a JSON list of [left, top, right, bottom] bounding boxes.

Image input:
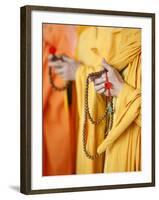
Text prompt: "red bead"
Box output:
[[105, 81, 112, 89], [49, 46, 56, 54]]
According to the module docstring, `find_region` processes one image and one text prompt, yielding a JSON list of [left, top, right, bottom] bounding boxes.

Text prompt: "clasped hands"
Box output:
[[48, 55, 124, 97]]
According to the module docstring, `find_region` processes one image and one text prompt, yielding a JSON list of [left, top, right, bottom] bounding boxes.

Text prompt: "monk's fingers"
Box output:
[[101, 71, 113, 85], [62, 55, 73, 63], [53, 60, 64, 66], [94, 77, 105, 85], [102, 58, 112, 72], [48, 60, 63, 68], [54, 67, 65, 75], [48, 54, 54, 61], [53, 64, 64, 70], [51, 61, 66, 70], [94, 83, 105, 91], [101, 73, 108, 81], [48, 62, 55, 68], [96, 88, 105, 94]]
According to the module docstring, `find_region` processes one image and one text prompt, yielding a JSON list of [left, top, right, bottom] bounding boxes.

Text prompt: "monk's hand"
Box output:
[[93, 58, 124, 97], [48, 55, 79, 81]]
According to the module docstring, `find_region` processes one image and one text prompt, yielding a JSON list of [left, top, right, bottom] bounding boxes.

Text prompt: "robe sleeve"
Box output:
[[97, 82, 141, 154]]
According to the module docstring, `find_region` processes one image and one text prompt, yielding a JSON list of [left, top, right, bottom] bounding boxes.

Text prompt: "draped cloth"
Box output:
[[42, 24, 77, 176], [75, 27, 141, 173]]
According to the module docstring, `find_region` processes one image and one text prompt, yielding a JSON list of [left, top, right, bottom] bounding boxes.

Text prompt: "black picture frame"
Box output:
[[20, 5, 155, 195]]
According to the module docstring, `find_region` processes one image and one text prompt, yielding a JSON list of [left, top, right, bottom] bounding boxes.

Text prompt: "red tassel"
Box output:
[[105, 71, 112, 100], [105, 81, 112, 90], [49, 46, 57, 54]]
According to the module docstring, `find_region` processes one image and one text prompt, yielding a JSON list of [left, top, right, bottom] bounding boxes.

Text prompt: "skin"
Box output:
[[48, 56, 124, 97], [93, 58, 124, 97], [48, 55, 80, 81]]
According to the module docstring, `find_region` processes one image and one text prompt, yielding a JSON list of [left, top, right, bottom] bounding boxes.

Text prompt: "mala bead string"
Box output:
[[49, 67, 69, 91], [86, 69, 108, 125], [82, 69, 114, 160]]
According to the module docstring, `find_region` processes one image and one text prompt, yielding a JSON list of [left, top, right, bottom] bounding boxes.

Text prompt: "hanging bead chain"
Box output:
[[49, 66, 69, 91], [82, 69, 114, 160]]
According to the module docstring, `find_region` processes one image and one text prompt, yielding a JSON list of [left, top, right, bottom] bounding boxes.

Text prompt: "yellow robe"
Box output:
[[75, 27, 141, 173]]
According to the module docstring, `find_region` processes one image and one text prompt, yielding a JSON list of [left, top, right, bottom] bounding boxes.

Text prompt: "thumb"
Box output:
[[102, 58, 111, 72]]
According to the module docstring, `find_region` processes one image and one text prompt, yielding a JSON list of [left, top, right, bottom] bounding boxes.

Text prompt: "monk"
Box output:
[[50, 26, 141, 174], [42, 24, 78, 176], [57, 26, 141, 173]]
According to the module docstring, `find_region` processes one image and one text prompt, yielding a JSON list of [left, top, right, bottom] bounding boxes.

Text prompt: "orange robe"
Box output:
[[42, 24, 77, 176]]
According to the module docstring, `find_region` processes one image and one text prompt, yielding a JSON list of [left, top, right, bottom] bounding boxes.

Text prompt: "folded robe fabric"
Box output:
[[75, 27, 141, 173]]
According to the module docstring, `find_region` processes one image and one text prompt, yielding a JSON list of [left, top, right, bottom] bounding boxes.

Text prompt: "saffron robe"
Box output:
[[75, 27, 141, 173], [42, 24, 77, 176]]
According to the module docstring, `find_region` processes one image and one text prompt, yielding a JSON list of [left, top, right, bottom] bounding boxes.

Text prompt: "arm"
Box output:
[[92, 59, 141, 154]]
